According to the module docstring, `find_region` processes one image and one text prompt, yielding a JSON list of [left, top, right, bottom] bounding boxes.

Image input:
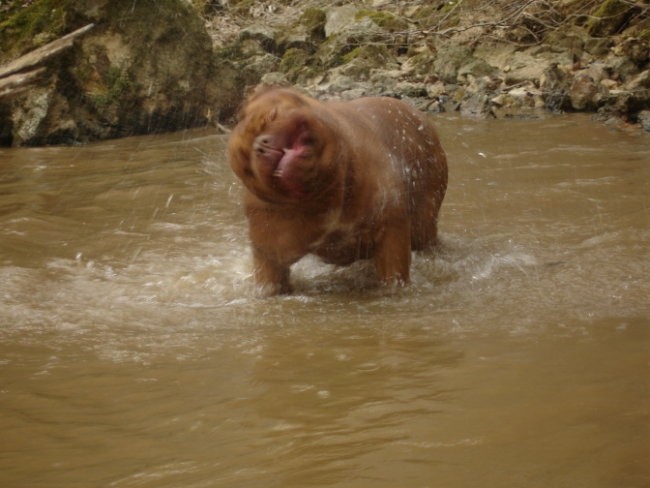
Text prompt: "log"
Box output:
[[0, 68, 46, 99], [0, 23, 94, 100]]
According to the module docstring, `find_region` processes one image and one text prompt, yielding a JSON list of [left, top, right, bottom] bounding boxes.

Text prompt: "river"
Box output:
[[1, 115, 648, 487]]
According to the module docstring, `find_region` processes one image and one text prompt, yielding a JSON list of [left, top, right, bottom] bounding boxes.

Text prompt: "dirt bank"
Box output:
[[1, 0, 648, 146], [206, 0, 649, 130]]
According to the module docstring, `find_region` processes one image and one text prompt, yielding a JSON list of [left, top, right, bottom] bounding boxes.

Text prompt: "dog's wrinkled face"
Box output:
[[229, 88, 341, 204]]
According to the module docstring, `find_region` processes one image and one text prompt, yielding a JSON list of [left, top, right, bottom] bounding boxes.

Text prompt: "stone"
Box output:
[[260, 71, 289, 86], [400, 48, 436, 77], [540, 63, 573, 112], [613, 37, 649, 67], [324, 5, 359, 38], [570, 72, 607, 110], [587, 0, 636, 37], [460, 91, 492, 118], [457, 58, 497, 83], [625, 70, 650, 90], [0, 0, 238, 146], [393, 81, 428, 98], [491, 85, 545, 119], [433, 44, 474, 84], [239, 24, 278, 53], [637, 110, 650, 131]]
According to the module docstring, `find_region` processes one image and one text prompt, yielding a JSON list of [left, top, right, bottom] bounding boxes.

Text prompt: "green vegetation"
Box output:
[[354, 9, 408, 32], [87, 65, 133, 108], [299, 7, 326, 41], [0, 0, 72, 58], [342, 44, 390, 65], [587, 0, 635, 36], [280, 48, 319, 82]]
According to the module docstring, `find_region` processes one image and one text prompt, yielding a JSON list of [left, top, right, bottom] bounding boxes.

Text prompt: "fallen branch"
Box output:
[[0, 68, 46, 100], [0, 23, 94, 99]]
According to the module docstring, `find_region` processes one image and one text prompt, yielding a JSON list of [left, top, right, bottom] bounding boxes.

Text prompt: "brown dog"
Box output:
[[228, 85, 448, 295]]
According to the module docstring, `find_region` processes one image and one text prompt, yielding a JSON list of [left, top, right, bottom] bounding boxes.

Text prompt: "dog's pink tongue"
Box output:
[[275, 148, 305, 197]]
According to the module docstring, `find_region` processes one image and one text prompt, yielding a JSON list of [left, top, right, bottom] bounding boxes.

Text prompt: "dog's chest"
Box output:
[[308, 217, 377, 266]]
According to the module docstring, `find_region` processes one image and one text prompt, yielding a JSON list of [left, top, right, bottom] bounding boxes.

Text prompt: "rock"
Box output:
[[508, 48, 573, 85], [460, 91, 492, 118], [246, 53, 282, 81], [260, 71, 289, 86], [368, 70, 400, 95], [584, 62, 611, 84], [392, 81, 428, 98], [637, 110, 650, 131], [626, 69, 650, 90], [316, 14, 387, 72], [473, 42, 517, 72], [433, 44, 474, 84], [540, 63, 573, 112], [457, 76, 500, 118], [491, 85, 545, 119], [4, 0, 650, 144], [598, 86, 650, 123], [316, 74, 359, 95], [587, 0, 638, 37], [457, 58, 497, 84], [239, 24, 278, 53], [543, 28, 585, 56], [613, 37, 649, 68], [280, 48, 314, 83], [569, 71, 608, 110], [0, 0, 238, 146], [401, 47, 437, 77], [324, 5, 359, 38], [332, 44, 398, 81], [214, 0, 650, 130], [11, 86, 53, 143], [583, 36, 612, 57]]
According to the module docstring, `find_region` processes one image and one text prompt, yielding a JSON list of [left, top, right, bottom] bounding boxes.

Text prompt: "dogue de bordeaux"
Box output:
[[228, 85, 448, 295]]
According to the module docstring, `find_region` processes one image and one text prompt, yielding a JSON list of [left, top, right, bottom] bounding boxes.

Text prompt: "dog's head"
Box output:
[[228, 86, 344, 204]]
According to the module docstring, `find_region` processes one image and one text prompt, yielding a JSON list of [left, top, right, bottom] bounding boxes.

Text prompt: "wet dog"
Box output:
[[228, 85, 448, 295]]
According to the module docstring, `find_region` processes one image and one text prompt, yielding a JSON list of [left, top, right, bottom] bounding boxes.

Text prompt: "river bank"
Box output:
[[205, 0, 649, 128], [0, 0, 648, 146]]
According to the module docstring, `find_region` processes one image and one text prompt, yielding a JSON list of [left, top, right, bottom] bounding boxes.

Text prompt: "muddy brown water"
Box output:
[[0, 115, 648, 488]]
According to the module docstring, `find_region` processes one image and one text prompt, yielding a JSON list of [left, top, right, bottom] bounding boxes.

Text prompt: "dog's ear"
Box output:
[[235, 85, 270, 121]]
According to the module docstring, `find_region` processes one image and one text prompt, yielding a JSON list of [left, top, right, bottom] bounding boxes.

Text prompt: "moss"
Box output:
[[342, 44, 390, 65], [587, 0, 635, 36], [300, 8, 326, 30], [299, 7, 326, 41], [0, 0, 72, 59], [315, 34, 349, 68], [592, 0, 629, 18], [215, 42, 242, 60], [280, 48, 317, 82], [88, 65, 133, 108], [411, 1, 457, 29], [105, 0, 197, 36], [0, 0, 200, 62], [354, 9, 408, 32]]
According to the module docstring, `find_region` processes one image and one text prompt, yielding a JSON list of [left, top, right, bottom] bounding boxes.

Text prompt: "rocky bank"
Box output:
[[0, 0, 240, 146], [0, 0, 648, 146], [208, 0, 649, 129]]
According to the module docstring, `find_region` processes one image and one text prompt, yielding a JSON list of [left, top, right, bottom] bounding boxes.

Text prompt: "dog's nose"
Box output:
[[253, 134, 284, 165], [253, 135, 271, 154]]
